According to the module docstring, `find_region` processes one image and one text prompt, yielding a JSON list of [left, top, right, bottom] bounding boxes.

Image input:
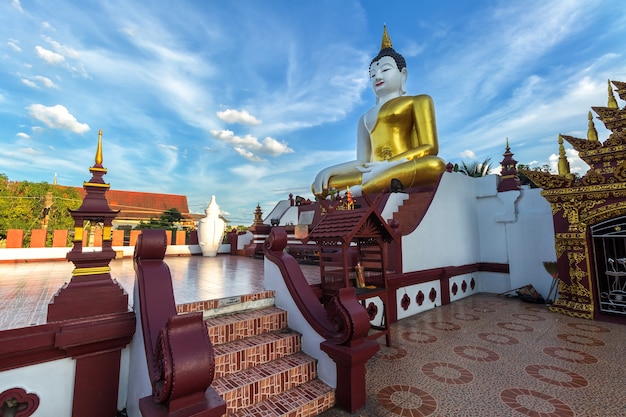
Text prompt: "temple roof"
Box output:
[[307, 206, 397, 246]]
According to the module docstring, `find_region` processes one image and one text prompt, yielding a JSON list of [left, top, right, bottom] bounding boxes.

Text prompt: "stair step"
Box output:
[[206, 306, 288, 345], [212, 352, 318, 414], [229, 379, 335, 417], [213, 330, 301, 378]]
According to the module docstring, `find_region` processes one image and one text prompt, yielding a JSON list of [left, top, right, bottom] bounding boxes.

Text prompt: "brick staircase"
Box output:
[[392, 189, 437, 235], [187, 292, 335, 416]]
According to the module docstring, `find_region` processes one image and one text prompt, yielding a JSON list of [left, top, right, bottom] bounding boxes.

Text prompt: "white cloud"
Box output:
[[34, 75, 57, 88], [42, 36, 79, 59], [217, 109, 262, 126], [460, 149, 476, 159], [35, 46, 64, 64], [27, 104, 90, 134], [16, 132, 30, 139], [210, 129, 294, 160], [261, 137, 294, 156], [41, 22, 56, 31], [11, 0, 23, 13], [7, 40, 21, 52], [234, 147, 263, 162], [21, 78, 37, 88], [19, 147, 39, 155]]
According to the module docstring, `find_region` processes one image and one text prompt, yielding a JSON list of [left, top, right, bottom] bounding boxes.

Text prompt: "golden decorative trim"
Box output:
[[548, 305, 593, 320], [89, 167, 108, 173], [72, 266, 111, 276], [83, 181, 111, 188]]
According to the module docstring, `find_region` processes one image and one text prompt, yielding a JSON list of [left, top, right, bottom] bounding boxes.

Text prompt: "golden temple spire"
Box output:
[[380, 25, 392, 50], [557, 134, 571, 176], [608, 79, 618, 109], [587, 111, 598, 142], [95, 129, 103, 166]]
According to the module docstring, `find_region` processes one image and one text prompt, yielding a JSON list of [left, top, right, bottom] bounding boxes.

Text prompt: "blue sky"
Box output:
[[1, 0, 625, 225]]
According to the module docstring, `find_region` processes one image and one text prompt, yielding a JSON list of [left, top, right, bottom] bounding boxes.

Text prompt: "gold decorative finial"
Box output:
[[381, 25, 392, 50], [557, 134, 571, 176], [608, 79, 618, 109], [587, 111, 598, 142], [95, 129, 103, 166]]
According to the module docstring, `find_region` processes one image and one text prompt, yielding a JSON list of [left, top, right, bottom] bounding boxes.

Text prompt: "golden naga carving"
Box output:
[[312, 26, 445, 198]]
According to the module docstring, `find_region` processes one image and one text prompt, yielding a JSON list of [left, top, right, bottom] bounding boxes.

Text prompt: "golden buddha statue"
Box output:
[[312, 26, 446, 198]]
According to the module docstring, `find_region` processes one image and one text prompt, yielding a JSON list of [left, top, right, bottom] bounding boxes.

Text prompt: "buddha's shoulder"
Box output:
[[394, 94, 433, 104]]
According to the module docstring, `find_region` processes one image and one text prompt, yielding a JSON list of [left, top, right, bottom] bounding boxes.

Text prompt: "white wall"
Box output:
[[263, 258, 336, 388], [398, 173, 556, 299], [402, 173, 481, 271], [0, 358, 75, 416]]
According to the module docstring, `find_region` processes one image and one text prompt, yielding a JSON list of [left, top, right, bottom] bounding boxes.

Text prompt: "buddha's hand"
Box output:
[[312, 167, 334, 195], [357, 159, 407, 183]]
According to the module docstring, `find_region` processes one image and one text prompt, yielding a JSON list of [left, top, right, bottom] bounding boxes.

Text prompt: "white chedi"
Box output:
[[198, 195, 225, 257]]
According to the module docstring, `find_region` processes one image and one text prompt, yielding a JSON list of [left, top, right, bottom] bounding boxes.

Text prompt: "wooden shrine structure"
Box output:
[[306, 205, 399, 346]]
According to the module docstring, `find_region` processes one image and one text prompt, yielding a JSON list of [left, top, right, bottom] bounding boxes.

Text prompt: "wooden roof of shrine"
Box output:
[[306, 205, 398, 246]]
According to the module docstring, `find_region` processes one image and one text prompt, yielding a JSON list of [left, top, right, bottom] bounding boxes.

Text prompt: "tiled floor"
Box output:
[[0, 255, 320, 330], [1, 257, 625, 416], [321, 293, 626, 417]]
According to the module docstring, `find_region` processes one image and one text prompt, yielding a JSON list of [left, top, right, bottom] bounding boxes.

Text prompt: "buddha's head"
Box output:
[[369, 27, 407, 99]]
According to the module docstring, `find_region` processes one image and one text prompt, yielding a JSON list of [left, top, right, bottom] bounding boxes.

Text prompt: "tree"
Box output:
[[136, 208, 183, 230], [0, 175, 81, 242], [457, 158, 494, 177], [160, 208, 182, 224]]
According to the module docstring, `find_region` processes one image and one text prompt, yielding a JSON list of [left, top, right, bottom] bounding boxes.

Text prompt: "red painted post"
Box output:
[[30, 229, 47, 248], [52, 230, 69, 247], [175, 230, 186, 245], [129, 230, 141, 247], [111, 230, 124, 246], [6, 229, 24, 248]]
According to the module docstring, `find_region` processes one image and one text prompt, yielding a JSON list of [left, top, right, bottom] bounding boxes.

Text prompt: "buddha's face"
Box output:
[[369, 56, 406, 98]]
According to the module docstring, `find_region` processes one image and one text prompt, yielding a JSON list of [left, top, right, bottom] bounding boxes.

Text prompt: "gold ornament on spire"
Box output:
[[557, 134, 571, 177], [608, 79, 618, 109], [95, 129, 103, 166], [587, 111, 598, 142], [380, 25, 392, 50]]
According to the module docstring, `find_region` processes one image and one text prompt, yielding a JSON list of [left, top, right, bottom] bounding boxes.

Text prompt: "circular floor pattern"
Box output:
[[401, 330, 438, 344], [525, 364, 588, 388], [377, 385, 437, 416], [377, 345, 408, 360], [428, 321, 462, 331], [497, 321, 534, 332], [557, 333, 605, 346], [453, 345, 500, 362], [485, 300, 509, 306], [543, 346, 598, 364], [473, 307, 496, 313], [512, 313, 546, 322], [421, 362, 473, 385], [500, 388, 574, 417], [524, 305, 549, 313], [453, 312, 480, 321], [566, 322, 611, 333], [477, 332, 519, 345]]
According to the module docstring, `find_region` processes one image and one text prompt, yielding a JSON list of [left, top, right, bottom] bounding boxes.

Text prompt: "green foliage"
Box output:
[[0, 175, 81, 240], [160, 208, 182, 224], [458, 158, 494, 177], [136, 208, 183, 230]]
